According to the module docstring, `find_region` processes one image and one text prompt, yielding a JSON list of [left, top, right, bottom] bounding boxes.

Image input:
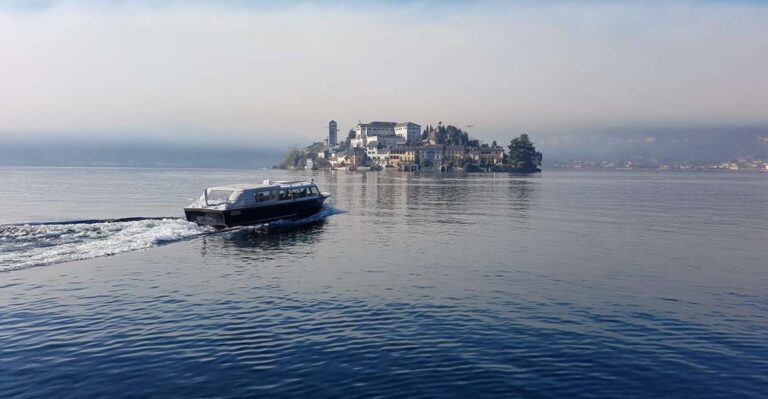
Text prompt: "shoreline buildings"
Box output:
[[315, 120, 506, 171], [349, 121, 420, 149]]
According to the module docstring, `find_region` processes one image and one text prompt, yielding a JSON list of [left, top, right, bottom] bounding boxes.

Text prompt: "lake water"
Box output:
[[1, 167, 767, 398]]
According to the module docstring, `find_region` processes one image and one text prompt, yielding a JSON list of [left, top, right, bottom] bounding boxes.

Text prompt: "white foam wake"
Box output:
[[0, 206, 344, 272], [0, 219, 208, 272]]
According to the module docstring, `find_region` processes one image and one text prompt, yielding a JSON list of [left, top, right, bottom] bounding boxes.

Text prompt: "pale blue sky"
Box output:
[[1, 0, 767, 147]]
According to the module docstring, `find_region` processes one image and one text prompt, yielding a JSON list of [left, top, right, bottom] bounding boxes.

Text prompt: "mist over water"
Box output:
[[539, 129, 768, 163], [3, 128, 767, 169], [0, 139, 285, 168], [1, 167, 767, 398]]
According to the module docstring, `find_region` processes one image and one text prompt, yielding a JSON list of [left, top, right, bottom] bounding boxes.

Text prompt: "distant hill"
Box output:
[[537, 128, 768, 164]]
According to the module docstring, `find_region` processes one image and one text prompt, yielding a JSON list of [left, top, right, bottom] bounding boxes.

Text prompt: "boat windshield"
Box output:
[[206, 189, 234, 206]]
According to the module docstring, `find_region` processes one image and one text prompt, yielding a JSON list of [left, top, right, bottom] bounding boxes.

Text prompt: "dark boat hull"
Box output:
[[184, 196, 327, 228]]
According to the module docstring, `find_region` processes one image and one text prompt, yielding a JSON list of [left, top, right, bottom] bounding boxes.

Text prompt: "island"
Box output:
[[280, 121, 542, 173]]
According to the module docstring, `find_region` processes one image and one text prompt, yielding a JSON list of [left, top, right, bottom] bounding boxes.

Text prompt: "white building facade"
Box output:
[[350, 121, 418, 148], [394, 122, 421, 143]]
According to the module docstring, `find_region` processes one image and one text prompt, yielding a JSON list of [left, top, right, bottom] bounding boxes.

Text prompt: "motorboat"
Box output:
[[184, 180, 330, 228]]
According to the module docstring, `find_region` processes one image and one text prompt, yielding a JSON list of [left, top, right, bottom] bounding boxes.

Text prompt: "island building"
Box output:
[[337, 147, 368, 168], [349, 121, 421, 149], [321, 120, 506, 171], [366, 142, 389, 164], [388, 146, 418, 166], [328, 120, 338, 146], [394, 122, 421, 142], [470, 146, 505, 165], [417, 145, 446, 164]]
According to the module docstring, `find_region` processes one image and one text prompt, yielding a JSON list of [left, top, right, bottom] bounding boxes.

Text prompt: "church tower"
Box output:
[[328, 120, 338, 146]]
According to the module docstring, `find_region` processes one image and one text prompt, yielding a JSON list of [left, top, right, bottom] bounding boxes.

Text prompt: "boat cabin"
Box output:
[[185, 179, 330, 227], [196, 180, 323, 210]]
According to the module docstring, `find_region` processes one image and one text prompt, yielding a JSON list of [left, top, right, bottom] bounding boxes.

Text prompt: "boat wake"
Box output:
[[0, 218, 207, 272], [0, 206, 343, 272]]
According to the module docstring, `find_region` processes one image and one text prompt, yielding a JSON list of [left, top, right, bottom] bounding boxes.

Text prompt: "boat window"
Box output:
[[309, 186, 320, 196], [278, 189, 292, 201], [292, 188, 308, 198], [256, 191, 273, 202], [205, 189, 234, 206]]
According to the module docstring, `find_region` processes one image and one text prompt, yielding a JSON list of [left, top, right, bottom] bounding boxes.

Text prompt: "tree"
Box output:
[[279, 146, 304, 169], [436, 124, 447, 144], [507, 134, 542, 171], [344, 129, 356, 147]]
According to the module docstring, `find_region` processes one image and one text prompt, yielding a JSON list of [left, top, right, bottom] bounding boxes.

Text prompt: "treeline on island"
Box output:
[[280, 122, 542, 173]]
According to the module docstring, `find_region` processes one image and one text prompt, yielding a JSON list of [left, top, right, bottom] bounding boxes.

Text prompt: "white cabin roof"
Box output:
[[207, 183, 275, 192], [206, 180, 314, 192]]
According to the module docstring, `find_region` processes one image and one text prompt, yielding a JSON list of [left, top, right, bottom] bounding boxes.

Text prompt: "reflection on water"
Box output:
[[508, 178, 536, 200], [201, 219, 329, 261], [197, 205, 345, 262], [506, 179, 537, 218]]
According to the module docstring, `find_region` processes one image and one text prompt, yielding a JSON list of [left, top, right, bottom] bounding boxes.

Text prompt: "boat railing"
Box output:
[[276, 181, 313, 189]]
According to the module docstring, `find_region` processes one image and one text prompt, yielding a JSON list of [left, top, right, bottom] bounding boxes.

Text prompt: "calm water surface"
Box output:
[[1, 167, 767, 398]]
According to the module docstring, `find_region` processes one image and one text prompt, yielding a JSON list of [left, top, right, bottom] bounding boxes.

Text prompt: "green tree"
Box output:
[[344, 129, 356, 147], [280, 146, 304, 169], [507, 134, 542, 171], [436, 124, 448, 144]]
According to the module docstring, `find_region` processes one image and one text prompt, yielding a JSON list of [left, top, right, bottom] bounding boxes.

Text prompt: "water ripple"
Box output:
[[1, 170, 767, 398]]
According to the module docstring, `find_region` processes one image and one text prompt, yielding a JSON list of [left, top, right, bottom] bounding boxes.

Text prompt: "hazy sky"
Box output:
[[1, 0, 767, 147]]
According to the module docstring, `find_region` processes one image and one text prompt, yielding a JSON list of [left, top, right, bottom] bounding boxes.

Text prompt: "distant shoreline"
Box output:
[[1, 164, 764, 174]]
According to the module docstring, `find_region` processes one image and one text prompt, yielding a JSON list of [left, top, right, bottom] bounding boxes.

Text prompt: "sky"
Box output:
[[1, 0, 767, 150]]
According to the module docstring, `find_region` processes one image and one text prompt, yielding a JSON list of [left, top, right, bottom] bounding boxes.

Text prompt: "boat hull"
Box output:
[[184, 196, 327, 228]]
